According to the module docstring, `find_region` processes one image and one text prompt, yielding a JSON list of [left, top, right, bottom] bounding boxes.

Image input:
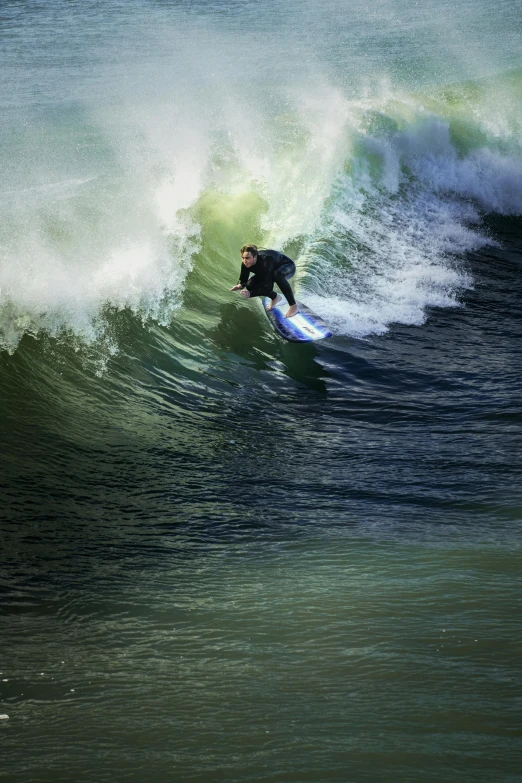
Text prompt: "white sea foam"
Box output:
[[299, 105, 521, 338], [0, 4, 521, 352]]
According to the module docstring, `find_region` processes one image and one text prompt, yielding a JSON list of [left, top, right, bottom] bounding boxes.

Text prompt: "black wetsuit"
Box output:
[[238, 249, 296, 306]]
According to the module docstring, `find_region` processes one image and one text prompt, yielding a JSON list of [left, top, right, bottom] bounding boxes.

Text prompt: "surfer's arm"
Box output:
[[230, 264, 250, 292], [238, 264, 250, 286]]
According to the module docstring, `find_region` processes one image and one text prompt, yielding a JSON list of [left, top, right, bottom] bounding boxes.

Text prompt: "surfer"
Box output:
[[230, 245, 298, 318]]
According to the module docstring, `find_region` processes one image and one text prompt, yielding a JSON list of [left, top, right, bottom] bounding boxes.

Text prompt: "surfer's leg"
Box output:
[[266, 292, 282, 310], [245, 277, 275, 301], [273, 262, 297, 317], [245, 277, 266, 296], [245, 278, 281, 309], [277, 261, 296, 283]]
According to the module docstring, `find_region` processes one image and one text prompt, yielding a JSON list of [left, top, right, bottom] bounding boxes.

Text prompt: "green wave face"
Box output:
[[1, 9, 522, 779], [0, 1, 521, 356]]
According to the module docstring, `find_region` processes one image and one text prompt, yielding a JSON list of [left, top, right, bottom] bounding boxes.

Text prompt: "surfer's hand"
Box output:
[[240, 289, 251, 298], [230, 284, 242, 292]]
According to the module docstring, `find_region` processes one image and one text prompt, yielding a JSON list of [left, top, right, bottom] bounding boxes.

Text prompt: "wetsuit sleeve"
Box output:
[[238, 264, 250, 287]]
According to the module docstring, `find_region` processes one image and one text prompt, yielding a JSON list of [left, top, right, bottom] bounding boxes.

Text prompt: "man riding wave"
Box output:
[[230, 244, 298, 319]]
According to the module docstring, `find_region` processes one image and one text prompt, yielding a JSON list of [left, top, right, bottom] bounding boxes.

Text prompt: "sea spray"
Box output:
[[299, 94, 522, 337], [0, 2, 521, 353]]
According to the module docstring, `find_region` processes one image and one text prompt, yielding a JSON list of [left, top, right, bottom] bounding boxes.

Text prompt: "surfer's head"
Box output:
[[240, 244, 258, 267]]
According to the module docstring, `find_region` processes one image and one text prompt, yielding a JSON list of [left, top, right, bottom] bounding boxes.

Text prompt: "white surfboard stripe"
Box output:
[[263, 296, 332, 343]]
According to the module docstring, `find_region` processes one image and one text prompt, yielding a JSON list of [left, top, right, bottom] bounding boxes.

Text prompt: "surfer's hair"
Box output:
[[240, 244, 258, 257]]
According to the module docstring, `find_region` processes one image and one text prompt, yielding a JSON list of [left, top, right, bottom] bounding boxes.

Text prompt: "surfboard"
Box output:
[[262, 296, 332, 343]]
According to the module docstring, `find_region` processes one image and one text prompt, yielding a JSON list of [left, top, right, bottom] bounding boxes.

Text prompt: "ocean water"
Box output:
[[1, 1, 522, 781]]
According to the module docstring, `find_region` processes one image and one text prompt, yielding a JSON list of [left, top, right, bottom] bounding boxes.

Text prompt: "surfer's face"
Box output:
[[241, 252, 257, 267]]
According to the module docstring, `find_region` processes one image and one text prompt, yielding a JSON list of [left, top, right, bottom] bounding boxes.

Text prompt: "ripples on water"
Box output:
[[2, 217, 522, 782], [2, 0, 522, 780]]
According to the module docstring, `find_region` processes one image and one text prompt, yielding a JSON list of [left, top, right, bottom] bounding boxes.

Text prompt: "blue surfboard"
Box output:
[[262, 296, 332, 343]]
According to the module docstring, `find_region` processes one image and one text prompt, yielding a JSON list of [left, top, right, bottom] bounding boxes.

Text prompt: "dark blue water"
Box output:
[[1, 1, 522, 781]]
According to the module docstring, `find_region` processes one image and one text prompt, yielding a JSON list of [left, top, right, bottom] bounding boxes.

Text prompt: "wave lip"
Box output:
[[1, 60, 521, 353], [297, 91, 522, 338]]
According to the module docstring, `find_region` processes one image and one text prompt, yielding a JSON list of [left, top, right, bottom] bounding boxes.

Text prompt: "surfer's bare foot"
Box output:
[[285, 304, 298, 318], [267, 294, 282, 311]]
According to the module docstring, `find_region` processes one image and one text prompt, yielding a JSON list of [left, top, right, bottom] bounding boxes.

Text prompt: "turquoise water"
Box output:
[[1, 1, 522, 781]]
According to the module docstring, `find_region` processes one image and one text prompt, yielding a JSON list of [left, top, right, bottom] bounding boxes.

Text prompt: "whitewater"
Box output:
[[2, 3, 522, 783], [1, 0, 521, 353]]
